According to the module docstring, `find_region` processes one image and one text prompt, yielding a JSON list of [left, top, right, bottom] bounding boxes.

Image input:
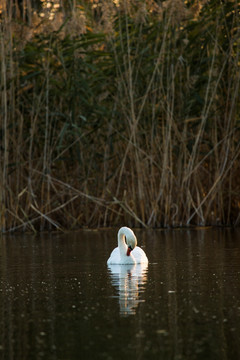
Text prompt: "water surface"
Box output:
[[0, 228, 240, 359]]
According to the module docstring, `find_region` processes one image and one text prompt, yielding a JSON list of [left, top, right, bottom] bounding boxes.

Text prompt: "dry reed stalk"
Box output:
[[0, 19, 9, 231], [113, 6, 172, 225], [187, 142, 240, 225], [185, 33, 226, 183], [7, 193, 80, 233]]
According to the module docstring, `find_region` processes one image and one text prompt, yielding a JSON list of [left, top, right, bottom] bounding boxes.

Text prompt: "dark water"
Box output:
[[0, 228, 240, 360]]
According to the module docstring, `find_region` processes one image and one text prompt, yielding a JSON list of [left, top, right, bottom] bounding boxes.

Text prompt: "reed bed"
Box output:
[[0, 0, 240, 232]]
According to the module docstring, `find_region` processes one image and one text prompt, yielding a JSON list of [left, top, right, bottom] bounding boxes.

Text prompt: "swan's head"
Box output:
[[125, 233, 137, 256]]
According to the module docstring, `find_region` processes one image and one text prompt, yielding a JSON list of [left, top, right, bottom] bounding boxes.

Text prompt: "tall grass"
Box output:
[[0, 0, 240, 232]]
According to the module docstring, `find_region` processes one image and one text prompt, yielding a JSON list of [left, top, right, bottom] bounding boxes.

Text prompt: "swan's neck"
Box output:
[[118, 226, 136, 259], [118, 230, 128, 257]]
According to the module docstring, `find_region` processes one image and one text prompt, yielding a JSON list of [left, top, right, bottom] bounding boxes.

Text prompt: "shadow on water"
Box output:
[[0, 228, 240, 359]]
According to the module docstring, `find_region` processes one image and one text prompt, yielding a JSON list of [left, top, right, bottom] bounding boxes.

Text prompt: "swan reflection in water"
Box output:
[[108, 263, 148, 316]]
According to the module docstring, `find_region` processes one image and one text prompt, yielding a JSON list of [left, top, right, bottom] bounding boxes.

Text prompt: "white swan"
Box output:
[[107, 227, 148, 265]]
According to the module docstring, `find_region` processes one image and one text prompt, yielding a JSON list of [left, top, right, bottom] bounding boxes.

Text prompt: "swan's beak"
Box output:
[[126, 246, 132, 256]]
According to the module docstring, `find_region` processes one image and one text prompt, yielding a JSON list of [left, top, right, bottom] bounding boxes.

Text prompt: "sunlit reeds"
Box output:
[[0, 0, 240, 232]]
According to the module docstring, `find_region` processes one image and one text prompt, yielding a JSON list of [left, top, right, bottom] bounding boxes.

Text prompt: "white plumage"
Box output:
[[107, 227, 148, 265]]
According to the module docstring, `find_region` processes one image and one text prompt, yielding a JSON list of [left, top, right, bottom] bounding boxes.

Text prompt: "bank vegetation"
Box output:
[[0, 0, 240, 232]]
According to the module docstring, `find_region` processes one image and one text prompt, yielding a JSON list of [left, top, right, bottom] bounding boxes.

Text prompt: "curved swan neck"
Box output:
[[118, 227, 128, 254], [118, 227, 136, 257]]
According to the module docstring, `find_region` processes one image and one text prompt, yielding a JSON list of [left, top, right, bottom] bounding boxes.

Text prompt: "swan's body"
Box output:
[[107, 227, 148, 265]]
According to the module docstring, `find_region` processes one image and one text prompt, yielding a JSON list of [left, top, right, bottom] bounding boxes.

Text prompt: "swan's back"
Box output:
[[107, 248, 121, 265], [107, 246, 148, 265], [107, 247, 136, 265], [132, 246, 148, 264]]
